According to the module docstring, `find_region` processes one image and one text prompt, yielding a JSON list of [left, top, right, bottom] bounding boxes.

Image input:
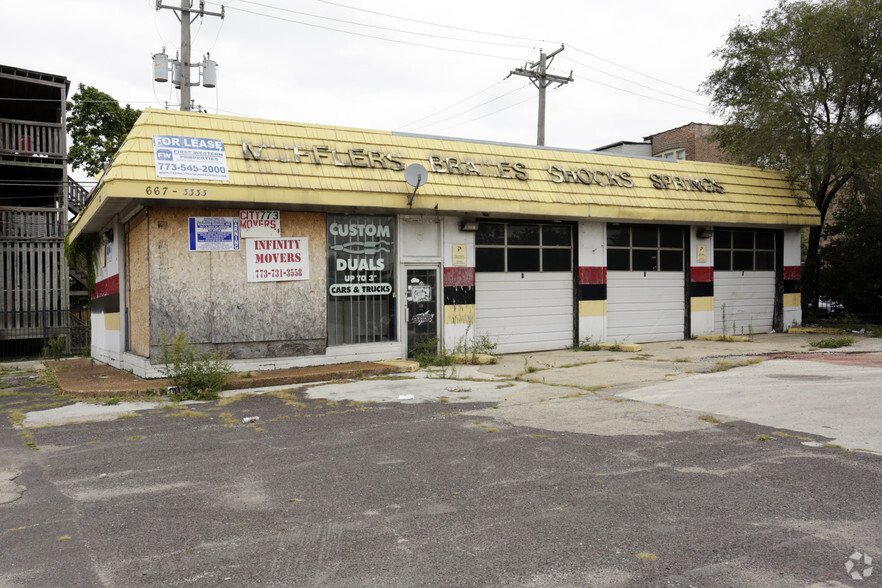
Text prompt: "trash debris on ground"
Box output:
[[397, 394, 415, 401], [242, 416, 260, 424], [445, 386, 462, 393], [167, 386, 182, 395]]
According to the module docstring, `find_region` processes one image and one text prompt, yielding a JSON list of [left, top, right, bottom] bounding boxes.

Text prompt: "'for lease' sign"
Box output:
[[246, 238, 310, 283]]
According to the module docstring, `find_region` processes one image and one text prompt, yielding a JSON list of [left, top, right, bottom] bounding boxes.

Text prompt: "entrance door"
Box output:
[[405, 267, 439, 357]]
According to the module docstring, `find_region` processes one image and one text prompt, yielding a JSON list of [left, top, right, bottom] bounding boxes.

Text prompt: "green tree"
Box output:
[[702, 0, 882, 311], [819, 178, 882, 315], [66, 84, 142, 177]]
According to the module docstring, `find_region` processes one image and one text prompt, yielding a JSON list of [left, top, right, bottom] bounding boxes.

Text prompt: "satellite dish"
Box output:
[[404, 163, 428, 206], [405, 163, 428, 188]]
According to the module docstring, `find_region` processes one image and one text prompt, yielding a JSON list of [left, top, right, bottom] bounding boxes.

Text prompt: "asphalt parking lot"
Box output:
[[2, 334, 881, 587]]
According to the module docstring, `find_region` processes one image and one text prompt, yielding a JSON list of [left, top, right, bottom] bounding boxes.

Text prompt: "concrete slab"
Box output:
[[620, 356, 882, 453]]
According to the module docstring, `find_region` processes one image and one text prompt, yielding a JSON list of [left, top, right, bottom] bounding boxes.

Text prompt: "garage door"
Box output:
[[475, 273, 573, 353], [714, 272, 775, 334], [713, 229, 777, 335], [473, 221, 574, 354], [607, 272, 685, 342], [606, 223, 686, 343]]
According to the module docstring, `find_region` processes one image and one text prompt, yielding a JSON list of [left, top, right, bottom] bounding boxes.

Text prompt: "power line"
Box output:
[[307, 0, 545, 44], [568, 44, 702, 97], [562, 56, 707, 108], [573, 74, 708, 114], [427, 94, 538, 136], [221, 4, 518, 60], [224, 0, 532, 50], [405, 83, 531, 133]]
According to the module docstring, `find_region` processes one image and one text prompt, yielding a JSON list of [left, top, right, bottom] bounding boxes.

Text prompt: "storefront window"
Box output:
[[475, 222, 572, 273], [714, 229, 776, 271], [606, 223, 685, 272], [327, 215, 396, 345]]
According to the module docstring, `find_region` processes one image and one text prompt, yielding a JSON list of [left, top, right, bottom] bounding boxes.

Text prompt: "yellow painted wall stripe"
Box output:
[[690, 296, 715, 313], [579, 300, 607, 318], [444, 304, 475, 324], [104, 312, 121, 331], [783, 293, 801, 308]]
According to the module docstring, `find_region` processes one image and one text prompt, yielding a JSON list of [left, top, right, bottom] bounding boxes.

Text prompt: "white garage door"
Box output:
[[607, 272, 685, 343], [714, 271, 775, 335], [475, 273, 573, 354]]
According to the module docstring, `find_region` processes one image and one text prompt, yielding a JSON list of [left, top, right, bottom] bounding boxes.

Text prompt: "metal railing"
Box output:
[[68, 179, 90, 214], [0, 309, 90, 359], [0, 118, 64, 158], [0, 207, 66, 239]]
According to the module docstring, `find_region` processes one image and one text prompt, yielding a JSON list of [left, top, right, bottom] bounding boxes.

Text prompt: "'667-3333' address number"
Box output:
[[145, 186, 208, 197]]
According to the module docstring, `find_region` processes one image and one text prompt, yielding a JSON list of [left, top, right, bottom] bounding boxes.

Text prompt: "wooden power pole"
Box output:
[[156, 1, 224, 111], [509, 45, 573, 146]]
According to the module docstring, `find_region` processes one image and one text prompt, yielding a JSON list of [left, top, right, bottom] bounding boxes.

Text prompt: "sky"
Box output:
[[2, 0, 779, 182]]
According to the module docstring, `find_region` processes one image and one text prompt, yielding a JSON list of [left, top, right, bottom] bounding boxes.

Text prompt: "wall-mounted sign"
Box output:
[[153, 135, 230, 181], [246, 238, 309, 282], [188, 217, 240, 251], [327, 215, 395, 296], [240, 141, 727, 193], [452, 243, 468, 267], [239, 210, 280, 238]]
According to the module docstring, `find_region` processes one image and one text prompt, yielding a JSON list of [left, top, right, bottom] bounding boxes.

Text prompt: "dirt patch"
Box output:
[[43, 358, 399, 397]]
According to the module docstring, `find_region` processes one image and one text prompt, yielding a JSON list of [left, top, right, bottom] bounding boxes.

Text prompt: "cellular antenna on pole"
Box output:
[[154, 0, 224, 111], [508, 45, 573, 146]]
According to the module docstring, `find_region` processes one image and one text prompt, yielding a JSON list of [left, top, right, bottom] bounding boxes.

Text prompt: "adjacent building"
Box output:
[[0, 65, 89, 358], [69, 109, 819, 376]]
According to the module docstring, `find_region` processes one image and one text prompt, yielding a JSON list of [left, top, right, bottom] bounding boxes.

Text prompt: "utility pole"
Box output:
[[508, 45, 573, 146], [156, 1, 224, 111]]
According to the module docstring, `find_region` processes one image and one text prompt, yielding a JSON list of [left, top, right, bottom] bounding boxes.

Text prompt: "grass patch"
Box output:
[[808, 335, 856, 349], [573, 338, 602, 351], [164, 409, 211, 418], [25, 442, 39, 451], [822, 443, 849, 451], [35, 366, 62, 392], [756, 434, 774, 441], [0, 390, 42, 398], [772, 431, 814, 441], [558, 362, 591, 369], [709, 358, 763, 372], [126, 435, 145, 441], [486, 428, 499, 433], [698, 414, 723, 424], [115, 413, 141, 420], [635, 552, 658, 561]]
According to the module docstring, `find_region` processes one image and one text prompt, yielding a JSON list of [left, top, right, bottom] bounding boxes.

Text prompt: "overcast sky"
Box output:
[[3, 0, 778, 181]]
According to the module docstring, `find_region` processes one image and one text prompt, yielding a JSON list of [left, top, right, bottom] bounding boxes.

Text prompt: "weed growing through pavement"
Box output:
[[772, 431, 814, 441], [698, 415, 723, 424], [709, 358, 763, 372], [756, 434, 774, 441], [573, 337, 602, 351], [157, 331, 231, 401], [808, 335, 856, 349]]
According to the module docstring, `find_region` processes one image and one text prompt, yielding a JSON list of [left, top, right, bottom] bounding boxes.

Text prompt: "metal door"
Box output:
[[405, 267, 439, 357]]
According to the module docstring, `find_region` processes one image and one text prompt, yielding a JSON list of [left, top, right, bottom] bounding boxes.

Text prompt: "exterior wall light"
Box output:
[[460, 221, 479, 232]]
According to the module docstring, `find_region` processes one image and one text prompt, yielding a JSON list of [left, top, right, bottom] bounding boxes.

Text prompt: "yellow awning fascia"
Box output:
[[69, 109, 821, 241]]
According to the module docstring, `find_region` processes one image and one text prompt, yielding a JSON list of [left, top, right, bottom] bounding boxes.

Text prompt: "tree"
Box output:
[[702, 0, 882, 311], [819, 178, 882, 315], [66, 84, 142, 177]]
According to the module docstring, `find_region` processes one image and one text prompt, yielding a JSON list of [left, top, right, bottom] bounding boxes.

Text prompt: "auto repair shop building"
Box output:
[[69, 109, 819, 376]]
